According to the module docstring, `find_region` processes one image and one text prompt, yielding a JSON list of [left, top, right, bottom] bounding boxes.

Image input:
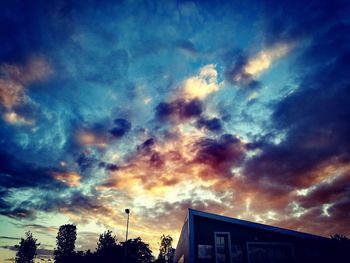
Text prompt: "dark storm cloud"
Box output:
[[245, 22, 350, 188], [193, 134, 245, 177], [0, 147, 104, 219], [0, 207, 36, 220], [196, 117, 222, 132], [35, 191, 104, 215], [299, 172, 350, 209], [109, 118, 131, 138], [99, 161, 119, 172], [139, 138, 155, 151], [0, 151, 62, 189], [244, 0, 350, 209], [75, 152, 98, 171], [155, 98, 203, 121], [1, 190, 108, 220]]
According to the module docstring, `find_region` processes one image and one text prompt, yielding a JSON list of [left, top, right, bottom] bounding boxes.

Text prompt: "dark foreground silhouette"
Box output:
[[14, 225, 174, 263]]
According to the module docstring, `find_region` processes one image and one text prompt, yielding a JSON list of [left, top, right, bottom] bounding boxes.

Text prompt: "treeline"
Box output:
[[14, 224, 174, 263]]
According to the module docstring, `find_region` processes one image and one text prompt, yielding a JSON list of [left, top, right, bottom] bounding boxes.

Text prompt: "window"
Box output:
[[198, 245, 213, 259], [231, 245, 244, 263], [215, 232, 232, 263], [247, 242, 295, 263]]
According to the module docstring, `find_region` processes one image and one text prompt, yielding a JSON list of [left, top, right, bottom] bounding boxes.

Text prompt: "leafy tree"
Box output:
[[95, 230, 122, 262], [54, 224, 77, 263], [97, 230, 117, 252], [15, 231, 40, 263], [156, 235, 174, 263], [123, 237, 154, 263]]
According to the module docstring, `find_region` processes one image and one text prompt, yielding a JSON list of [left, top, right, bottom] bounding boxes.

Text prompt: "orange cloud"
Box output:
[[76, 130, 109, 148], [234, 42, 294, 83], [0, 56, 52, 125], [52, 171, 81, 187], [3, 111, 34, 125]]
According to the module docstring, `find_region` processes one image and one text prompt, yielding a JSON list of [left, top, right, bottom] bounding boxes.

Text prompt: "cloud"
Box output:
[[225, 43, 293, 87], [75, 152, 99, 172], [241, 0, 350, 237], [155, 98, 203, 122], [261, 0, 349, 45], [0, 236, 20, 241], [3, 111, 34, 125], [0, 245, 17, 251], [0, 151, 63, 190], [0, 56, 52, 125], [12, 223, 57, 235], [298, 170, 350, 209], [244, 22, 350, 189], [181, 64, 219, 100], [109, 118, 132, 138], [99, 162, 119, 172], [195, 117, 222, 132], [241, 43, 293, 77], [193, 134, 246, 178], [1, 1, 350, 258], [75, 124, 110, 148], [52, 171, 81, 187]]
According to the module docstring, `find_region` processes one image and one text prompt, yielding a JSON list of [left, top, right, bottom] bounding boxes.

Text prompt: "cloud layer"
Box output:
[[1, 0, 350, 260]]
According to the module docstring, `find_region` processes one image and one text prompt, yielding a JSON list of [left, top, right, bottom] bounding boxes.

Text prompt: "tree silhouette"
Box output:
[[95, 230, 122, 262], [156, 235, 174, 263], [97, 230, 117, 252], [54, 224, 77, 263], [15, 231, 40, 263], [123, 237, 154, 263]]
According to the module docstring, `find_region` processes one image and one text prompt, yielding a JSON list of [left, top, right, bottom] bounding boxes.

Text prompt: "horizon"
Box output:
[[1, 0, 350, 262]]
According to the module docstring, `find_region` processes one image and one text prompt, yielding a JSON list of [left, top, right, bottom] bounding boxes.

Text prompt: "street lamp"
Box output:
[[125, 208, 130, 241], [124, 209, 130, 263]]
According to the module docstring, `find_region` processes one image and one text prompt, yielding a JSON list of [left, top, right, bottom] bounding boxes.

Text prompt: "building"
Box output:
[[174, 208, 346, 263]]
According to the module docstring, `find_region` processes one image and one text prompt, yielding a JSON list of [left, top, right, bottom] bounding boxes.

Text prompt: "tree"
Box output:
[[156, 235, 174, 263], [15, 231, 40, 263], [54, 224, 77, 263], [123, 237, 154, 263], [95, 230, 122, 262], [97, 230, 117, 252]]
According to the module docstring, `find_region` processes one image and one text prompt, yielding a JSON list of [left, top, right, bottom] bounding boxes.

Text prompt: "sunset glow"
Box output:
[[1, 0, 350, 261]]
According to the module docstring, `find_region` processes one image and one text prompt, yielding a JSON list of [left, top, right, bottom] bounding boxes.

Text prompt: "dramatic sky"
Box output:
[[1, 0, 350, 261]]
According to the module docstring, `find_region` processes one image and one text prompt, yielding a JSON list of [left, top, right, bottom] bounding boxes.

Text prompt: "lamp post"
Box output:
[[124, 208, 130, 263], [125, 208, 130, 241]]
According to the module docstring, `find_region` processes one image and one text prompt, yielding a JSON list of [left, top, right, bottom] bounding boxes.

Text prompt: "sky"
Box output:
[[1, 0, 350, 261]]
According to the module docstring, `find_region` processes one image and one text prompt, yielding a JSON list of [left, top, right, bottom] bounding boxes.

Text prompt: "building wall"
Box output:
[[174, 218, 189, 263], [192, 215, 339, 263]]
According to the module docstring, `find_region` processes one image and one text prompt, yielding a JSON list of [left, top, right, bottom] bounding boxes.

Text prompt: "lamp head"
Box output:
[[125, 208, 130, 214]]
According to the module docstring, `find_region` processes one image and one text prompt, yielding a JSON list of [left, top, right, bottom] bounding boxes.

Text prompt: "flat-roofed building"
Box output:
[[174, 209, 347, 263]]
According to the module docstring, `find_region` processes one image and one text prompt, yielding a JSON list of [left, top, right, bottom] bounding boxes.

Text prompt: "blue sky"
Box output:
[[1, 0, 350, 261]]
